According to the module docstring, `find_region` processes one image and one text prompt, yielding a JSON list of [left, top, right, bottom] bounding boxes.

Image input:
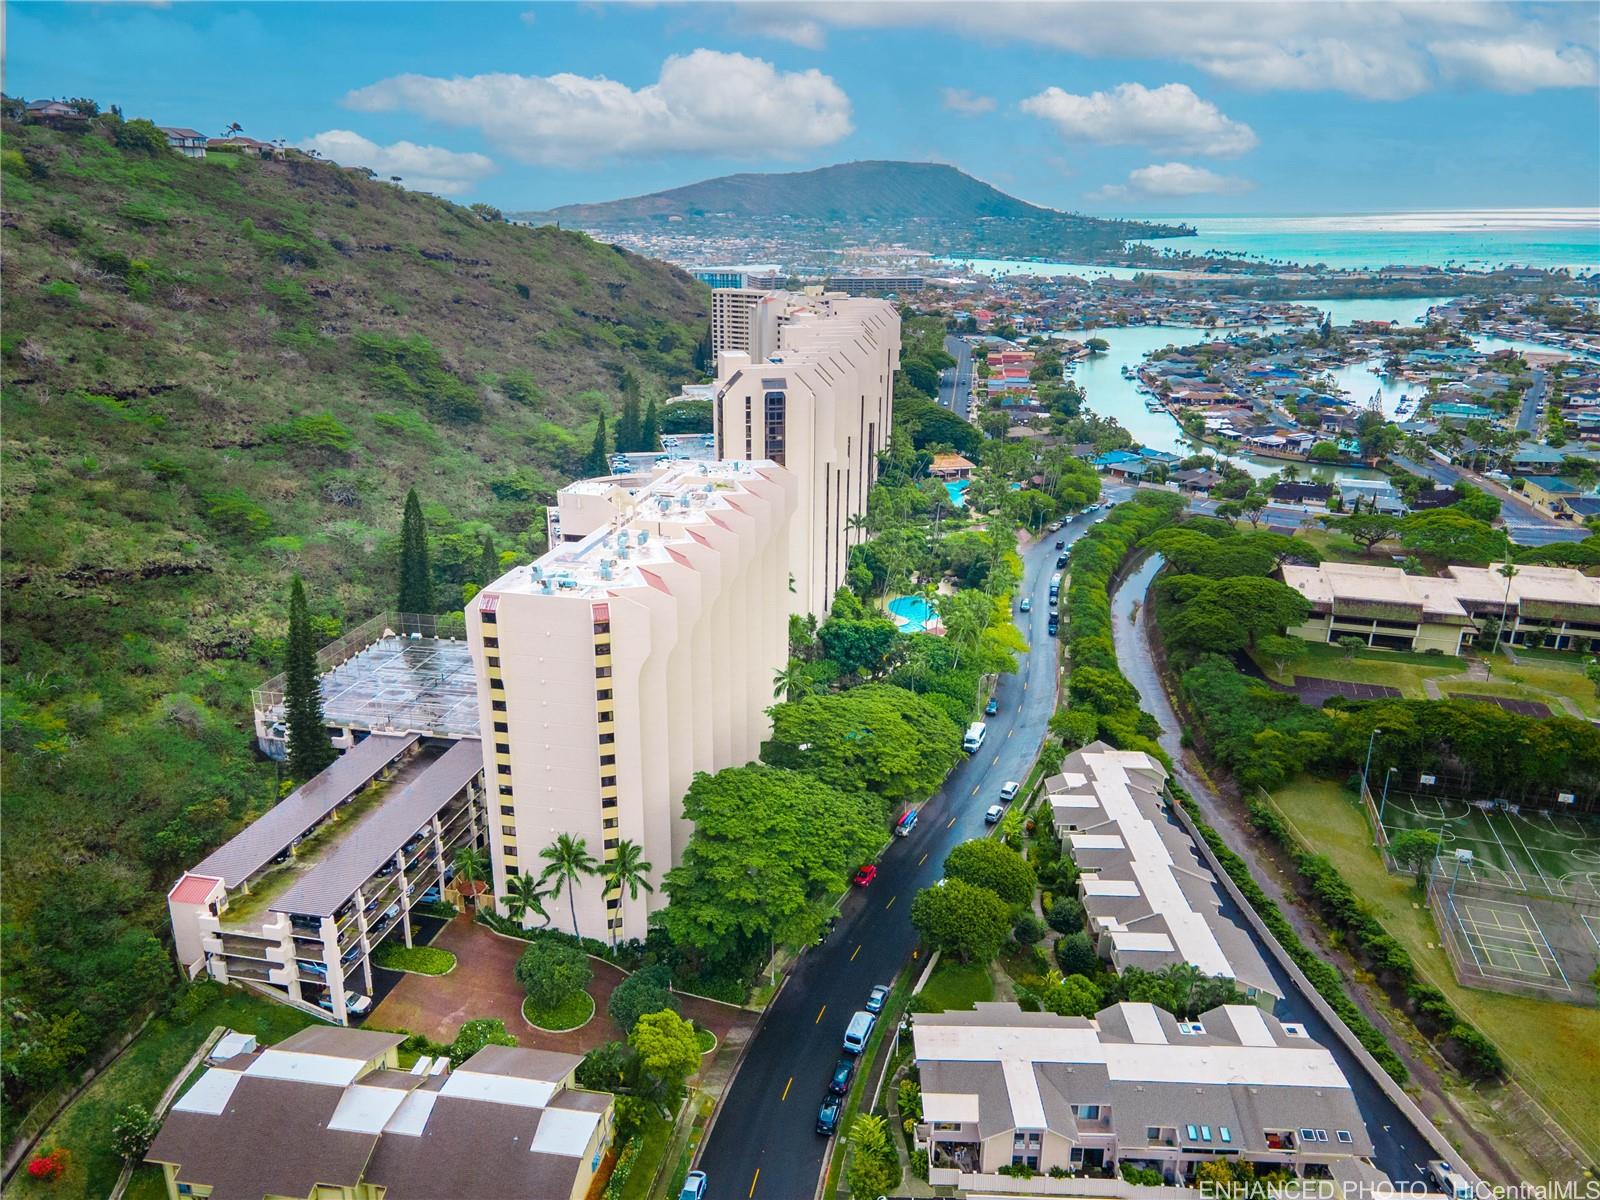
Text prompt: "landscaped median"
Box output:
[[521, 989, 596, 1033], [370, 942, 456, 976]]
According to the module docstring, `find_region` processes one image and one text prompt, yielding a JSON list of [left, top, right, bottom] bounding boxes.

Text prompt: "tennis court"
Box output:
[[1377, 789, 1600, 903], [1429, 881, 1600, 1005]]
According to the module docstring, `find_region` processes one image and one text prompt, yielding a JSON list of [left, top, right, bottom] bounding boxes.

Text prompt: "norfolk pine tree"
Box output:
[[285, 576, 336, 780], [398, 488, 433, 612], [584, 412, 610, 476]]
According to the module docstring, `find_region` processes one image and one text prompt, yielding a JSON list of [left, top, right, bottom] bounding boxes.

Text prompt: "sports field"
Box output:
[[1378, 789, 1600, 903]]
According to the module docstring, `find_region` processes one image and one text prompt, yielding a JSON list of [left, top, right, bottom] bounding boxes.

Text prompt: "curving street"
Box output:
[[693, 500, 1118, 1199]]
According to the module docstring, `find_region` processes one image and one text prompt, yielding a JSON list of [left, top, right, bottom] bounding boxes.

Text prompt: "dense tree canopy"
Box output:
[[763, 684, 961, 805], [1161, 575, 1311, 654], [659, 766, 886, 961], [910, 877, 1012, 962], [943, 839, 1037, 907]]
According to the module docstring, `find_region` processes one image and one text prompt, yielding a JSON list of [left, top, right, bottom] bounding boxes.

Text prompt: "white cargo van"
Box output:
[[963, 722, 987, 753], [1428, 1161, 1473, 1200], [843, 1010, 877, 1054]]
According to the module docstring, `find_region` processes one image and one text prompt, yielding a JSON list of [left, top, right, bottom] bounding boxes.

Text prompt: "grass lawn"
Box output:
[[1270, 778, 1600, 1160], [521, 989, 595, 1032], [370, 942, 456, 975], [618, 1114, 675, 1200], [695, 1027, 716, 1055], [3, 987, 323, 1200], [1474, 656, 1600, 719], [914, 959, 995, 1012]]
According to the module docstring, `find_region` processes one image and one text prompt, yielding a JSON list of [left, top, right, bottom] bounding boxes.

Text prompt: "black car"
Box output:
[[1055, 554, 1068, 568], [1047, 616, 1060, 636], [1055, 540, 1064, 549], [817, 1093, 844, 1135], [829, 1057, 855, 1095]]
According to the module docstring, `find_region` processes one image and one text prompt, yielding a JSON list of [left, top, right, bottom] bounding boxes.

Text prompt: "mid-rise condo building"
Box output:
[[712, 291, 900, 615], [468, 459, 797, 940]]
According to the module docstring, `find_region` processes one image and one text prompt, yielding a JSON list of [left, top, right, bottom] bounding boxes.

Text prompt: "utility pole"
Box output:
[[1362, 727, 1383, 800]]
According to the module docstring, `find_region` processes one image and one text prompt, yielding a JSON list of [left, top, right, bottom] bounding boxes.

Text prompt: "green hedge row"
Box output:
[[1247, 800, 1505, 1079]]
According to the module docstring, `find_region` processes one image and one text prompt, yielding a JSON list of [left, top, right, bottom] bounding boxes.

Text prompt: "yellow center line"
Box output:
[[814, 1004, 827, 1024], [781, 1076, 793, 1102], [918, 852, 928, 866], [885, 895, 897, 910], [749, 1168, 760, 1198], [850, 944, 862, 962]]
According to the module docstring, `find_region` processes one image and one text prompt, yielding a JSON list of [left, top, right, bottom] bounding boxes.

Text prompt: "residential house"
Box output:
[[159, 126, 208, 158], [1335, 478, 1405, 515], [1271, 482, 1334, 507], [1168, 468, 1222, 495], [25, 99, 89, 127], [1521, 475, 1582, 517], [915, 1002, 1373, 1185], [1407, 486, 1460, 511], [145, 1029, 614, 1200]]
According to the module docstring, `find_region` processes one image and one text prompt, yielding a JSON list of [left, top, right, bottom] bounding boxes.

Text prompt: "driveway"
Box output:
[[368, 916, 752, 1062]]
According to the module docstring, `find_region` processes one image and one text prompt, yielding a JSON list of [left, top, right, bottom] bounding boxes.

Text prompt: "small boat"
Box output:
[[1121, 365, 1135, 379]]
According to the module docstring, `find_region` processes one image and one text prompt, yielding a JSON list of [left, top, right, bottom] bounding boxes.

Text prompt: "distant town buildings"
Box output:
[[688, 264, 783, 290]]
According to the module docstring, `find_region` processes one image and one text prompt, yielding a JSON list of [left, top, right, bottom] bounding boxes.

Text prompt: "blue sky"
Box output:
[[8, 1, 1599, 215]]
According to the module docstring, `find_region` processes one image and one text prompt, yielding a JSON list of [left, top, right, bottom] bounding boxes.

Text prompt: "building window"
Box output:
[[504, 844, 517, 857], [604, 838, 620, 852], [598, 709, 614, 724], [486, 656, 501, 669], [603, 817, 619, 831], [493, 721, 509, 733], [595, 641, 611, 655], [481, 611, 496, 624], [600, 775, 617, 788], [593, 621, 610, 635], [501, 825, 516, 837], [599, 754, 616, 766], [492, 699, 507, 712], [483, 636, 499, 648], [500, 805, 515, 816], [596, 688, 613, 701], [495, 741, 510, 755], [763, 391, 786, 464], [598, 733, 615, 745], [497, 764, 511, 775], [498, 784, 513, 796], [595, 666, 612, 679]]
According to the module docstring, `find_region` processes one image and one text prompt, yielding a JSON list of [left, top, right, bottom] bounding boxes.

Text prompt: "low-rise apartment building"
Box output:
[[1047, 744, 1280, 1003], [1280, 560, 1600, 654], [167, 735, 486, 1024], [146, 1028, 612, 1200], [711, 290, 900, 616], [915, 1002, 1374, 1186], [468, 459, 797, 941]]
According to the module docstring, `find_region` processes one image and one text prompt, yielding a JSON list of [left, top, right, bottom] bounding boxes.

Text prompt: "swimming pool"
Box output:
[[886, 595, 938, 634], [944, 480, 970, 507]]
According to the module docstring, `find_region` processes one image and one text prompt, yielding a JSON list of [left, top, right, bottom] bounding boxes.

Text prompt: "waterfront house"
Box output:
[[1272, 482, 1334, 507], [1169, 468, 1221, 495]]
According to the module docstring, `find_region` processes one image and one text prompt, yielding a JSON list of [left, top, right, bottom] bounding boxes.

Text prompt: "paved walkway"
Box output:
[[368, 917, 755, 1062]]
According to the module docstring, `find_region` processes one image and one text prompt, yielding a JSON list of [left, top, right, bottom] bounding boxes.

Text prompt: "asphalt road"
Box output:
[[1515, 367, 1547, 434], [1111, 556, 1442, 1187], [694, 502, 1119, 1200], [938, 334, 974, 419], [1390, 452, 1588, 546]]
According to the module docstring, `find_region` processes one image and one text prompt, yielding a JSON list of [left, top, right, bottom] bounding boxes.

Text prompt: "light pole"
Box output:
[[1379, 766, 1399, 823], [1361, 727, 1383, 800]]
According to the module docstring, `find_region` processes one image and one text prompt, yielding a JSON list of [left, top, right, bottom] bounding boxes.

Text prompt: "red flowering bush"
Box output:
[[27, 1148, 68, 1181]]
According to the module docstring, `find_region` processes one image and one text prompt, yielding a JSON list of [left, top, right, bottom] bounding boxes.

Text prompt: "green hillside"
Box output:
[[0, 111, 708, 1118]]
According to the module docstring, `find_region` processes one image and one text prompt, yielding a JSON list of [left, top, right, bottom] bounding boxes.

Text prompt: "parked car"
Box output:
[[680, 1171, 709, 1200], [843, 1010, 877, 1054], [1055, 539, 1065, 549], [853, 864, 878, 887], [318, 992, 372, 1016], [816, 1093, 844, 1135], [829, 1057, 855, 1095], [1019, 597, 1031, 612], [1055, 554, 1068, 568], [894, 808, 919, 838], [985, 697, 999, 716], [985, 804, 1005, 824], [1047, 615, 1060, 636], [865, 984, 890, 1013], [999, 780, 1020, 801]]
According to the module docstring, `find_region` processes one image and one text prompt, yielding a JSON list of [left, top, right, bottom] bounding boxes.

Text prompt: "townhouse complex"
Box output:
[[146, 1027, 612, 1200], [1280, 560, 1600, 655], [914, 1001, 1372, 1183], [467, 458, 798, 940], [1046, 744, 1279, 1003]]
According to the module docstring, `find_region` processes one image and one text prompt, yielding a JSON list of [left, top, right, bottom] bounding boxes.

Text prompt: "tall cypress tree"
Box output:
[[584, 413, 609, 477], [640, 398, 660, 453], [284, 576, 336, 781], [398, 488, 433, 613], [615, 395, 641, 453], [478, 533, 499, 587]]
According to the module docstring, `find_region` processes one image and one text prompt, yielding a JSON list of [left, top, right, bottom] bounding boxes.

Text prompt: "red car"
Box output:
[[853, 864, 878, 887]]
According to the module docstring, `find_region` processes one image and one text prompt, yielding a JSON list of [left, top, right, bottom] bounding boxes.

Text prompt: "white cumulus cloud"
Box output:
[[300, 130, 497, 195], [1021, 82, 1256, 157], [1430, 38, 1598, 93], [1094, 161, 1254, 200], [941, 87, 996, 115], [344, 49, 853, 167]]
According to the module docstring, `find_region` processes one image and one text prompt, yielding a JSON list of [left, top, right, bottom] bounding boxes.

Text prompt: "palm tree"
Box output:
[[538, 833, 599, 937], [452, 845, 488, 906], [772, 657, 812, 703], [603, 839, 654, 946], [1496, 562, 1519, 656], [503, 871, 551, 928], [845, 511, 871, 542]]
